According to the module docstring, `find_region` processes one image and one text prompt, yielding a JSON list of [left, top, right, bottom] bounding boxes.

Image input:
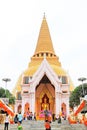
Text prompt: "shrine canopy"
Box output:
[[0, 99, 14, 116]]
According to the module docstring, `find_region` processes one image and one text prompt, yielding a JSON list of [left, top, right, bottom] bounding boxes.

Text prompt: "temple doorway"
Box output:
[[61, 103, 66, 118], [35, 75, 55, 116], [24, 103, 30, 113]]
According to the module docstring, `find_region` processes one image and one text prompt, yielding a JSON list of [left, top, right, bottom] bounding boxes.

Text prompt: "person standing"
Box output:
[[4, 112, 9, 130], [18, 112, 23, 124], [57, 115, 61, 123], [34, 112, 36, 120], [14, 114, 18, 123], [45, 120, 51, 130]]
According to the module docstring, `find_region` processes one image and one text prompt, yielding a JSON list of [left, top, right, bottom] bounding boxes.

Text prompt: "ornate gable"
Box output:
[[30, 58, 61, 92]]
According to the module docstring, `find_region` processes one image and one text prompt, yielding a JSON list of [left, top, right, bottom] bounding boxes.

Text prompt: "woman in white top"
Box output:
[[4, 112, 9, 130]]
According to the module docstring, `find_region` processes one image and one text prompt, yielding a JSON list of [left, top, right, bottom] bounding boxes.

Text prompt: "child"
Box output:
[[45, 120, 51, 130], [17, 121, 23, 130], [4, 112, 9, 130]]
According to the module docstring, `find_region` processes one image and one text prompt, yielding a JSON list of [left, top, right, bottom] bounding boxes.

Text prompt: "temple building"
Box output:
[[12, 15, 74, 118]]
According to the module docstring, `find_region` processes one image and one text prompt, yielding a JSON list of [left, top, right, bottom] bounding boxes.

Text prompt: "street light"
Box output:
[[2, 78, 11, 96], [78, 77, 86, 97]]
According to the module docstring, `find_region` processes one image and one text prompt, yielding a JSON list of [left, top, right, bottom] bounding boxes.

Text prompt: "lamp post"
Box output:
[[78, 77, 86, 97], [2, 78, 11, 96]]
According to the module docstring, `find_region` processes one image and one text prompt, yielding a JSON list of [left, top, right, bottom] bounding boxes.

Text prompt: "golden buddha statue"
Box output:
[[42, 97, 49, 110]]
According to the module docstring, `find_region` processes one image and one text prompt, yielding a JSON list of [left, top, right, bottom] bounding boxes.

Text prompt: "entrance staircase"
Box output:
[[0, 120, 86, 130]]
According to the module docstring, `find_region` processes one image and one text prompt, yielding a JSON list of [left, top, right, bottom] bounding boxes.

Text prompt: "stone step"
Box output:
[[0, 120, 87, 130]]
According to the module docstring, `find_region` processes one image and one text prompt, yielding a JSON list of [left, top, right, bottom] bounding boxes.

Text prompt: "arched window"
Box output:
[[46, 53, 48, 57], [50, 54, 52, 57], [23, 76, 29, 84], [17, 92, 22, 100], [62, 76, 67, 84], [37, 54, 39, 57], [41, 53, 44, 57]]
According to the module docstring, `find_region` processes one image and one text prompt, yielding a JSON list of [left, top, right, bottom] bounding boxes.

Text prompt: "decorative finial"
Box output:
[[43, 12, 46, 19]]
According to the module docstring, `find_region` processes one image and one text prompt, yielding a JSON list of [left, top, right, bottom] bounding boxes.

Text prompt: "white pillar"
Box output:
[[14, 102, 18, 113], [66, 95, 70, 117], [30, 92, 35, 114], [55, 92, 61, 115], [22, 97, 25, 115]]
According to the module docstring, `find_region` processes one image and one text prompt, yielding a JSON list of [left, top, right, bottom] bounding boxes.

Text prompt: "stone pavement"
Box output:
[[0, 119, 87, 130]]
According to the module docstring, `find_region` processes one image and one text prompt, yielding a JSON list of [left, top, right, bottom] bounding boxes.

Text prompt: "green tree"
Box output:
[[69, 83, 87, 108], [0, 87, 5, 97], [0, 87, 15, 104], [9, 96, 15, 104]]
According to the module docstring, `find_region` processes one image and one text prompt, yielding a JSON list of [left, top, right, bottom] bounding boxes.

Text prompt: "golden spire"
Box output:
[[34, 15, 55, 55]]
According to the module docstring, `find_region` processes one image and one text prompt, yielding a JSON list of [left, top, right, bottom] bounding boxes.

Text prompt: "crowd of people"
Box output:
[[3, 110, 65, 130]]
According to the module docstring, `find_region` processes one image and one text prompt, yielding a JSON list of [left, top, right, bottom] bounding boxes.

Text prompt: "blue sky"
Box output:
[[0, 0, 87, 92]]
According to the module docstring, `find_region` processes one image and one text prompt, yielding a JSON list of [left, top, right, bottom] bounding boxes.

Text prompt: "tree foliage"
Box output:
[[69, 83, 87, 108], [0, 87, 15, 104]]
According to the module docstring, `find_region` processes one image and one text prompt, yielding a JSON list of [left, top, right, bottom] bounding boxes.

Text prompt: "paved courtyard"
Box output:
[[0, 119, 87, 130]]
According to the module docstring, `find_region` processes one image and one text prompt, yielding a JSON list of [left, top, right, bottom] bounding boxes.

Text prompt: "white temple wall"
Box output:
[[29, 92, 35, 114], [14, 102, 18, 114], [65, 94, 70, 116]]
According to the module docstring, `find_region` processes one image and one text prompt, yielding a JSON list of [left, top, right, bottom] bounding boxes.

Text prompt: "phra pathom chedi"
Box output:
[[12, 15, 74, 119]]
